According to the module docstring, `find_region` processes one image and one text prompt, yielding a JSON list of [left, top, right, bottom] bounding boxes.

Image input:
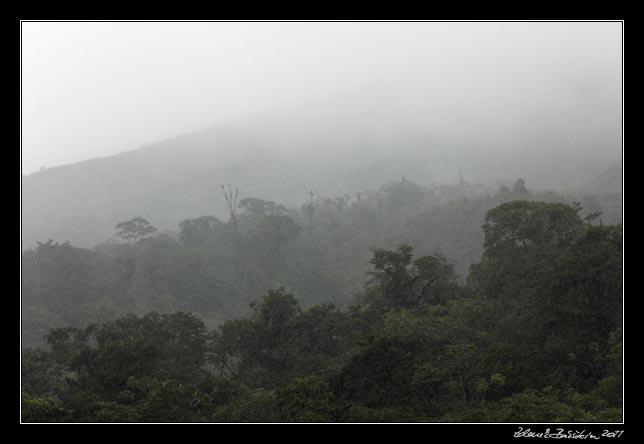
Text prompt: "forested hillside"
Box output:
[[21, 198, 623, 422], [20, 20, 623, 425], [21, 109, 622, 251], [21, 178, 621, 348]]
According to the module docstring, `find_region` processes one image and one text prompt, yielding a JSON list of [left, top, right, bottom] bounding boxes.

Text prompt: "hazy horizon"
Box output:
[[21, 21, 622, 175]]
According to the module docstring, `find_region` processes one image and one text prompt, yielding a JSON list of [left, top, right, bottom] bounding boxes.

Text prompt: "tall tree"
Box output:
[[115, 217, 157, 243], [220, 184, 239, 225]]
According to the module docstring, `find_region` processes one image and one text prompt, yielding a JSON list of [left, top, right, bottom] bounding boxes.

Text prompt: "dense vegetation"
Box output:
[[21, 178, 620, 347], [21, 179, 622, 422]]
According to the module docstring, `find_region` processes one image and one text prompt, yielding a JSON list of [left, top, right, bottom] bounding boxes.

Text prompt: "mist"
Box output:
[[21, 21, 623, 425], [22, 22, 621, 178]]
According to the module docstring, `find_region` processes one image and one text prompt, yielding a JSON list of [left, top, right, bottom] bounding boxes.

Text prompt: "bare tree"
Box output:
[[301, 189, 319, 235], [220, 184, 239, 225]]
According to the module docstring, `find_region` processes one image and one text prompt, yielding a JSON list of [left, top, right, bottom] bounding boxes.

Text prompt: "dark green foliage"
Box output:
[[21, 196, 622, 423], [23, 312, 211, 422], [209, 288, 352, 389], [468, 201, 622, 393], [276, 375, 337, 422], [21, 349, 67, 398], [252, 287, 300, 328], [361, 244, 460, 313], [22, 392, 71, 422], [211, 390, 279, 423], [332, 336, 423, 408], [339, 404, 420, 423], [488, 388, 594, 422]]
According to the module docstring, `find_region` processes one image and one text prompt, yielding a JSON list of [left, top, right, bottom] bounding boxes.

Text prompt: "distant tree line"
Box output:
[[22, 178, 619, 351]]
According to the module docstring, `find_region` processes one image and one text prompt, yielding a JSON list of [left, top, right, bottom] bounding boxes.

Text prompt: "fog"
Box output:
[[22, 21, 621, 176], [20, 21, 623, 250], [21, 21, 625, 424]]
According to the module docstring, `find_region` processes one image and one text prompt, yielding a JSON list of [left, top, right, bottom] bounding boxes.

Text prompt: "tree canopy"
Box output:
[[22, 186, 622, 423]]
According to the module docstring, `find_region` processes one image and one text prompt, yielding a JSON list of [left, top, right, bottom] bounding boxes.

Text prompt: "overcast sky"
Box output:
[[21, 21, 622, 175]]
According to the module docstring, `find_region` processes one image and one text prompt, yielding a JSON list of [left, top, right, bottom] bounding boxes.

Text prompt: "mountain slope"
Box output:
[[21, 99, 622, 249]]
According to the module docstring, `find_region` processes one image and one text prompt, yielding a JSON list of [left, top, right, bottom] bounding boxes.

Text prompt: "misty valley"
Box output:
[[20, 20, 623, 425], [21, 174, 622, 422]]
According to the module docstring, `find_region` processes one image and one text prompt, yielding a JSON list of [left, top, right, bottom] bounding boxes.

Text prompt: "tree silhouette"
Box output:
[[300, 190, 319, 235], [115, 217, 157, 243], [221, 184, 239, 225]]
